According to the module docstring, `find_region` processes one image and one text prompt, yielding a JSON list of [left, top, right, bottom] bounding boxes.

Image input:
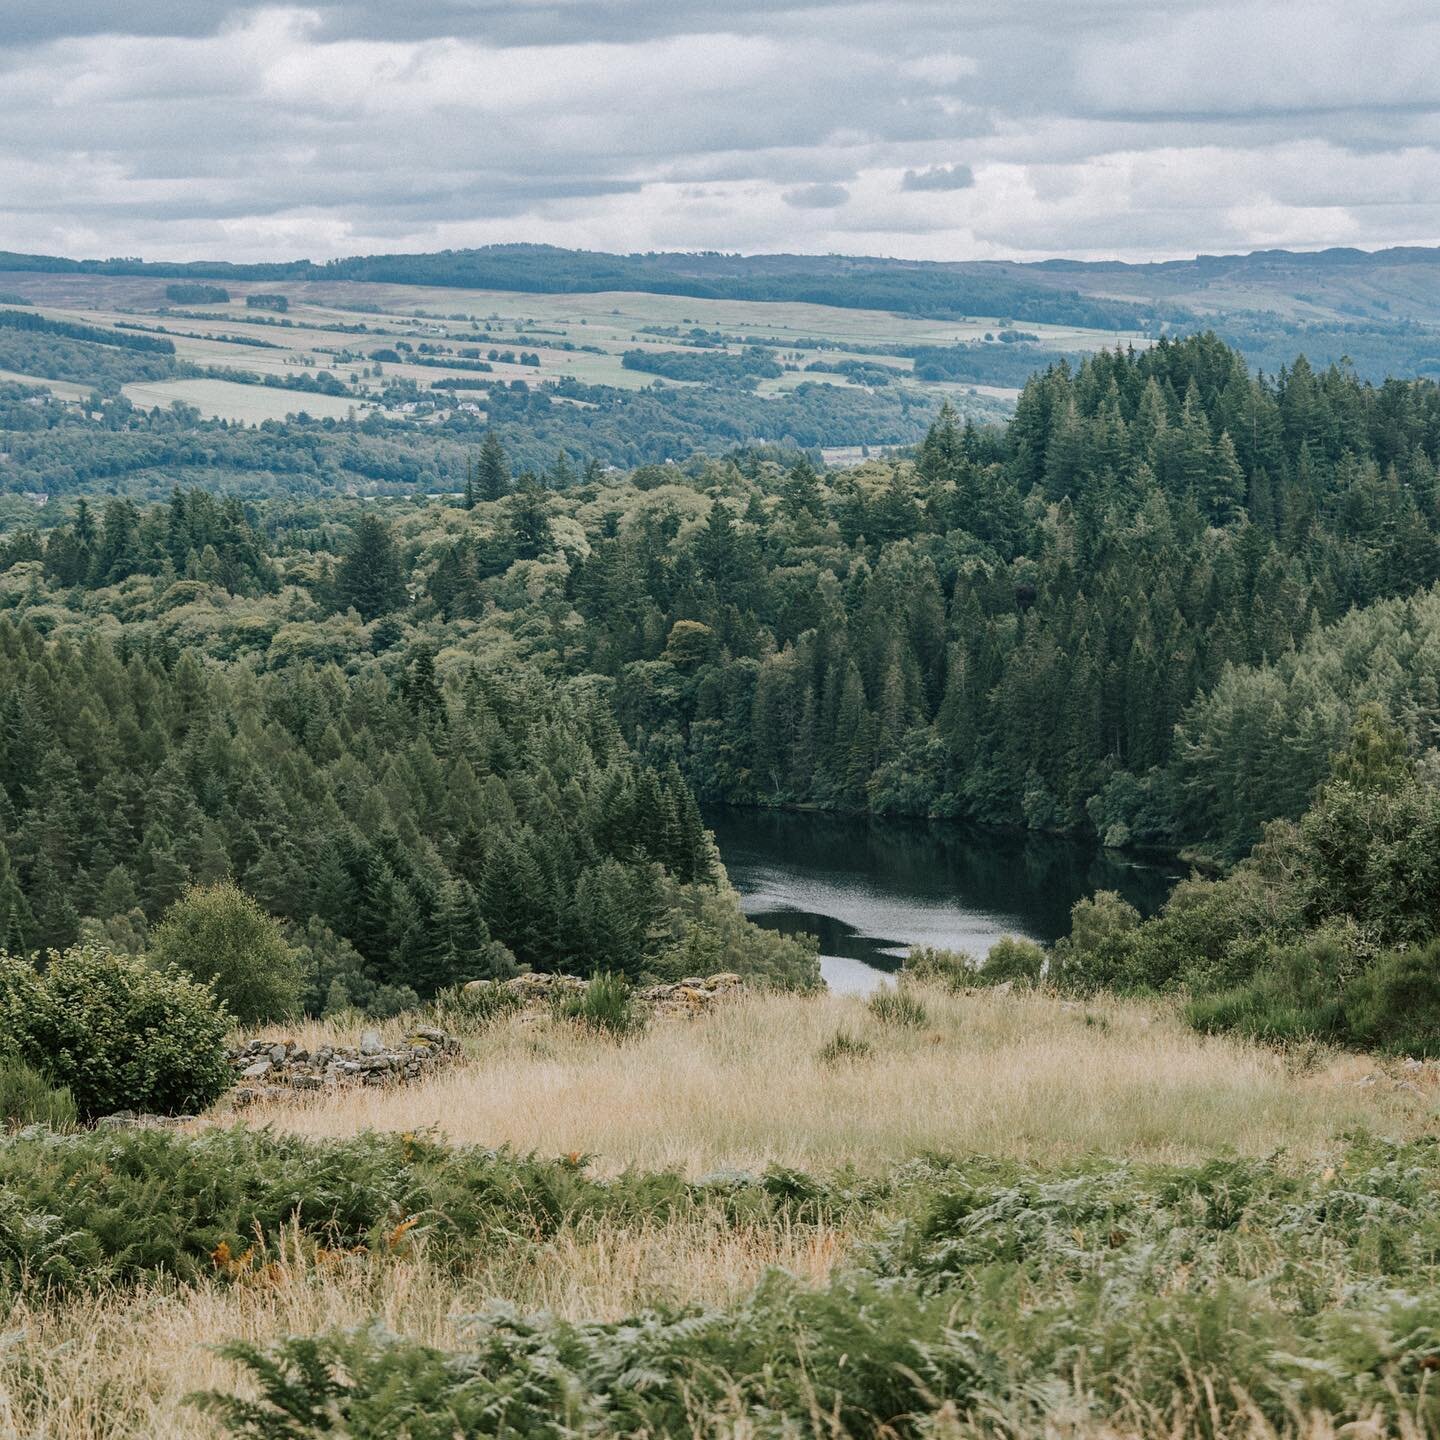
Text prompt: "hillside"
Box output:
[[10, 241, 1440, 381]]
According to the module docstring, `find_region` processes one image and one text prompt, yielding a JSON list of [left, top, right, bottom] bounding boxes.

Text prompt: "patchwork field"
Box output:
[[0, 269, 1143, 422]]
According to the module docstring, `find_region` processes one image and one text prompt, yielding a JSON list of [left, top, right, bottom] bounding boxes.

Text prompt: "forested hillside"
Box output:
[[4, 332, 1439, 895]]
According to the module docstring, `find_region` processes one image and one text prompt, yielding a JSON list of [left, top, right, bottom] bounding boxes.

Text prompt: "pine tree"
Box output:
[[476, 431, 511, 500], [334, 513, 406, 621]]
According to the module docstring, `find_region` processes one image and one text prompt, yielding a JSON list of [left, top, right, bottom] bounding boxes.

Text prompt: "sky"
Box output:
[[1, 0, 1437, 266]]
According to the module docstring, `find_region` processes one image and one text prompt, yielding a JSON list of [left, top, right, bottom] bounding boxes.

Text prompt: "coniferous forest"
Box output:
[[3, 331, 1440, 994]]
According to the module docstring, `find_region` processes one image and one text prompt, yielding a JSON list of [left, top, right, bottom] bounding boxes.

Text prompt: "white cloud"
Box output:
[[0, 1, 1436, 263]]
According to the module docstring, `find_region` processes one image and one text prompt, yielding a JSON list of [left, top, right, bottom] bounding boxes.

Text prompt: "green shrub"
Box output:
[[902, 946, 975, 990], [0, 1058, 75, 1131], [981, 936, 1046, 985], [366, 983, 420, 1020], [1185, 934, 1342, 1045], [654, 882, 820, 990], [24, 945, 232, 1118], [868, 987, 927, 1028], [561, 971, 643, 1038], [149, 882, 301, 1024], [818, 1029, 873, 1063], [1343, 938, 1440, 1055], [0, 1125, 849, 1298], [429, 980, 523, 1036]]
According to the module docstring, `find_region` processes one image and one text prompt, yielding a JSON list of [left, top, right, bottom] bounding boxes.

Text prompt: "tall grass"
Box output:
[[0, 1212, 846, 1439], [228, 986, 1415, 1174]]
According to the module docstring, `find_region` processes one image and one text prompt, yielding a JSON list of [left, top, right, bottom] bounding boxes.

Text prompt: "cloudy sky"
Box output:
[[1, 0, 1435, 266]]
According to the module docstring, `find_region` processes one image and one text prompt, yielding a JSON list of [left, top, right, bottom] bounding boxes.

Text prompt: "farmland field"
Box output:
[[0, 270, 1144, 423], [120, 377, 367, 424]]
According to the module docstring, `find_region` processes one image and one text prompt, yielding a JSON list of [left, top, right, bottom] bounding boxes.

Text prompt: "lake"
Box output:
[[707, 807, 1181, 993]]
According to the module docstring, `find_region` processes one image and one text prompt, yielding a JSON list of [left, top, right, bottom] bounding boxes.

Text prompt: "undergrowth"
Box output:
[[199, 1135, 1440, 1438]]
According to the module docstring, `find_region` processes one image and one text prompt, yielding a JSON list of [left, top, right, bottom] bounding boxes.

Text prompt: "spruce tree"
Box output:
[[334, 512, 406, 621], [476, 431, 511, 500]]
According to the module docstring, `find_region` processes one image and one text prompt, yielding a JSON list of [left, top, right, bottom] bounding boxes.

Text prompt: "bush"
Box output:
[[23, 945, 232, 1117], [150, 883, 302, 1024], [0, 1057, 75, 1131], [429, 980, 523, 1035], [903, 946, 975, 990], [818, 1029, 873, 1063], [868, 987, 927, 1028], [0, 1125, 845, 1299], [1185, 930, 1351, 1045], [654, 882, 820, 990], [981, 936, 1046, 985], [366, 983, 420, 1020], [1343, 938, 1440, 1055], [561, 972, 643, 1038], [200, 1138, 1440, 1440]]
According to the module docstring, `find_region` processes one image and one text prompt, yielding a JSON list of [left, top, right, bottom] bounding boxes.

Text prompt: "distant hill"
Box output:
[[7, 241, 1440, 380], [0, 244, 1170, 331]]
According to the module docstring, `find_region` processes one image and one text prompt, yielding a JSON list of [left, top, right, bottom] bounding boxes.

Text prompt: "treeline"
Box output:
[[10, 330, 1440, 863], [2, 488, 277, 594], [622, 346, 783, 385], [0, 308, 175, 355], [0, 617, 818, 1012], [0, 364, 971, 500], [0, 332, 180, 391], [546, 335, 1440, 841], [1058, 708, 1440, 1055]]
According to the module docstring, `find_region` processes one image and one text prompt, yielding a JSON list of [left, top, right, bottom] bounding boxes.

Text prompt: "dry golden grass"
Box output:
[[5, 986, 1425, 1439], [0, 1211, 844, 1440], [226, 986, 1420, 1175]]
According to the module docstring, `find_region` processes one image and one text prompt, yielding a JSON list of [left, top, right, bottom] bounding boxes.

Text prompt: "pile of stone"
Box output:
[[467, 970, 744, 1019], [227, 1026, 459, 1106], [640, 972, 744, 1017]]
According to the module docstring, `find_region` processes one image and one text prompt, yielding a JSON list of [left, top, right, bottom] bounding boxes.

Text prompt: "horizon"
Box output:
[[9, 236, 1439, 273]]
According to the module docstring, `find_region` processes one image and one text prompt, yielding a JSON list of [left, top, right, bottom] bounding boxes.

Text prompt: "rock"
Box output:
[[222, 1027, 460, 1103]]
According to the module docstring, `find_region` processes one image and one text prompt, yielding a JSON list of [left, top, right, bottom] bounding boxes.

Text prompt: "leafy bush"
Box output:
[[654, 882, 820, 990], [1343, 938, 1440, 1055], [560, 971, 643, 1039], [0, 1058, 75, 1131], [429, 981, 523, 1036], [867, 987, 927, 1028], [0, 1126, 852, 1298], [902, 946, 974, 990], [150, 883, 301, 1024], [366, 983, 420, 1020], [981, 936, 1045, 985], [22, 945, 232, 1117], [818, 1029, 873, 1063]]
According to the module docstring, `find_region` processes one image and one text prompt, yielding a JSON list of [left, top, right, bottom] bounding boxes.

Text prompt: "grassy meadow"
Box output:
[[1, 982, 1435, 1439], [227, 986, 1413, 1173]]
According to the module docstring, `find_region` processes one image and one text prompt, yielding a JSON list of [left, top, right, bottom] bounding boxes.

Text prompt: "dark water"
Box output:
[[707, 808, 1181, 994]]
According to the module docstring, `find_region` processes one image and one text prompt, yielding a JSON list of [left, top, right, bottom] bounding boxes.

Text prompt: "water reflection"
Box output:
[[707, 807, 1180, 994]]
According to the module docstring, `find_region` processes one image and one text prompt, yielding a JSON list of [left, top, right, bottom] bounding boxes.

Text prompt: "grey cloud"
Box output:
[[0, 0, 1437, 263], [902, 164, 975, 191], [782, 183, 851, 209]]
